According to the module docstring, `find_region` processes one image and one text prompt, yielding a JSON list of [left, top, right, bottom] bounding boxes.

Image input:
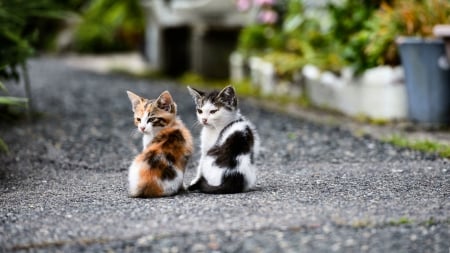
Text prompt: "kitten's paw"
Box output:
[[128, 191, 140, 198], [128, 186, 141, 198]]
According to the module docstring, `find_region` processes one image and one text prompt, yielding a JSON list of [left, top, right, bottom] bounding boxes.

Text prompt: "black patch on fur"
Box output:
[[191, 87, 238, 111], [217, 86, 237, 110], [187, 177, 204, 191], [144, 151, 177, 180], [166, 153, 176, 164], [208, 126, 254, 168], [151, 117, 167, 127], [161, 129, 186, 152], [204, 91, 236, 111], [217, 118, 244, 143], [192, 173, 246, 194], [151, 129, 185, 146], [146, 153, 165, 168], [205, 90, 220, 104], [167, 129, 185, 143], [161, 165, 177, 180], [151, 134, 164, 144]]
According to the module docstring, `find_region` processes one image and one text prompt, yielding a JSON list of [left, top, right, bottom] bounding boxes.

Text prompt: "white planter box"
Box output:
[[304, 65, 408, 120], [229, 52, 302, 97], [229, 52, 245, 83]]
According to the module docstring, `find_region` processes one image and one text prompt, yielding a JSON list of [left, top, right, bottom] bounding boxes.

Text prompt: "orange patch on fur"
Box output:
[[137, 165, 164, 197], [127, 90, 194, 198]]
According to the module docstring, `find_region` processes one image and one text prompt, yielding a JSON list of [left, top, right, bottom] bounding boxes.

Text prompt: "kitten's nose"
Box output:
[[202, 119, 207, 124], [140, 126, 146, 132]]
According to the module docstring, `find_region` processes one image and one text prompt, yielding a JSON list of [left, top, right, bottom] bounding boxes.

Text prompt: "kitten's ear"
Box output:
[[126, 90, 143, 112], [156, 91, 175, 113], [217, 85, 237, 108], [187, 86, 204, 105]]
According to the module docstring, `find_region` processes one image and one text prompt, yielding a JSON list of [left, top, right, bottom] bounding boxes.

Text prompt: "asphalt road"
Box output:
[[0, 57, 449, 252]]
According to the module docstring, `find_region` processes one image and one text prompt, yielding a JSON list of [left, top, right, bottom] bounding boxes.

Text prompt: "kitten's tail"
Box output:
[[199, 173, 246, 194]]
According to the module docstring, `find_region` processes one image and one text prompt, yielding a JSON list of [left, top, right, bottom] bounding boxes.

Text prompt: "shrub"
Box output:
[[347, 0, 450, 74], [73, 0, 145, 53], [0, 0, 69, 152]]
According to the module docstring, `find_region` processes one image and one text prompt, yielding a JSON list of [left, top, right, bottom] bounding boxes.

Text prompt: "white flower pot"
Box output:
[[304, 65, 408, 120], [229, 52, 245, 83]]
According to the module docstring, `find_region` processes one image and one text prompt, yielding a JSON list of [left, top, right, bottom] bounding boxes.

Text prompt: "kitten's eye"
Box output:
[[147, 118, 152, 123], [197, 109, 203, 114], [210, 109, 218, 114], [136, 118, 141, 122]]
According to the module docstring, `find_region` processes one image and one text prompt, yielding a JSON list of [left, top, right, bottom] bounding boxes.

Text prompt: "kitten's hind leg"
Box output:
[[187, 176, 206, 191], [199, 173, 245, 194]]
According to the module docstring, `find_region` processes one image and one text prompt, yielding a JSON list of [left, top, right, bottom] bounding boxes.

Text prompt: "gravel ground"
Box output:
[[0, 57, 449, 252]]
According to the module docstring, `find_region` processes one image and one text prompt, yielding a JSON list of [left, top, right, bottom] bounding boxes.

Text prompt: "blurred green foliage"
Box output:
[[73, 0, 145, 53], [385, 134, 450, 159], [0, 0, 71, 81], [352, 0, 450, 73], [328, 0, 383, 74], [238, 25, 271, 54], [238, 0, 450, 76], [0, 0, 81, 152], [0, 0, 146, 152]]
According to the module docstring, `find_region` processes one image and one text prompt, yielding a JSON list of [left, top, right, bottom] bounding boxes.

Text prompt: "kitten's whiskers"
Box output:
[[191, 121, 203, 129], [128, 128, 141, 139]]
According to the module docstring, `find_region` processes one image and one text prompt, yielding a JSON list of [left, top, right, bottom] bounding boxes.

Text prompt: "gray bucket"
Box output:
[[397, 37, 450, 124]]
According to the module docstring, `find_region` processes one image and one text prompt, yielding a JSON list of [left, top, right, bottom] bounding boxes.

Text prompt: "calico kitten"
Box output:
[[187, 85, 259, 194], [126, 90, 193, 197]]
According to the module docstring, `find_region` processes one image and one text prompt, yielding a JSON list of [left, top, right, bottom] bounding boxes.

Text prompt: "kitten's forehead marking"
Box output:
[[201, 101, 218, 112], [145, 99, 154, 110]]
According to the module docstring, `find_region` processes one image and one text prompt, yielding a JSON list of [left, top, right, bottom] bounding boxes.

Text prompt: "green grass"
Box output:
[[354, 113, 389, 126], [384, 134, 450, 158], [178, 72, 254, 93], [350, 216, 450, 229], [110, 67, 166, 80], [388, 217, 413, 226]]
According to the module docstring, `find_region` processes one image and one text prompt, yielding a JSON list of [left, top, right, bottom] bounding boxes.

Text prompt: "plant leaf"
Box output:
[[0, 81, 7, 92], [0, 96, 28, 107], [0, 138, 9, 153]]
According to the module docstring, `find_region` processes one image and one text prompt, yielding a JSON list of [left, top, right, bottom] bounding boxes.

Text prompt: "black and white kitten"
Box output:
[[187, 85, 259, 194]]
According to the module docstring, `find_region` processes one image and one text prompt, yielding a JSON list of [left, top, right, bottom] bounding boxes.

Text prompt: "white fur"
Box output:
[[160, 168, 184, 195], [198, 101, 237, 131], [142, 134, 153, 149], [128, 160, 143, 197], [236, 155, 256, 190], [201, 156, 223, 186], [190, 103, 259, 190], [130, 115, 185, 196], [138, 111, 164, 150], [128, 158, 184, 197]]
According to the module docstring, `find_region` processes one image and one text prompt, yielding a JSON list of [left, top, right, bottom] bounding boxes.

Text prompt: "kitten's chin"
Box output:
[[140, 129, 151, 135], [201, 122, 214, 128]]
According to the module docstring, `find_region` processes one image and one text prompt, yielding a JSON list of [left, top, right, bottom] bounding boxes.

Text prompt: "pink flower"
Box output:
[[254, 0, 276, 6], [258, 9, 278, 24], [236, 0, 252, 11]]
